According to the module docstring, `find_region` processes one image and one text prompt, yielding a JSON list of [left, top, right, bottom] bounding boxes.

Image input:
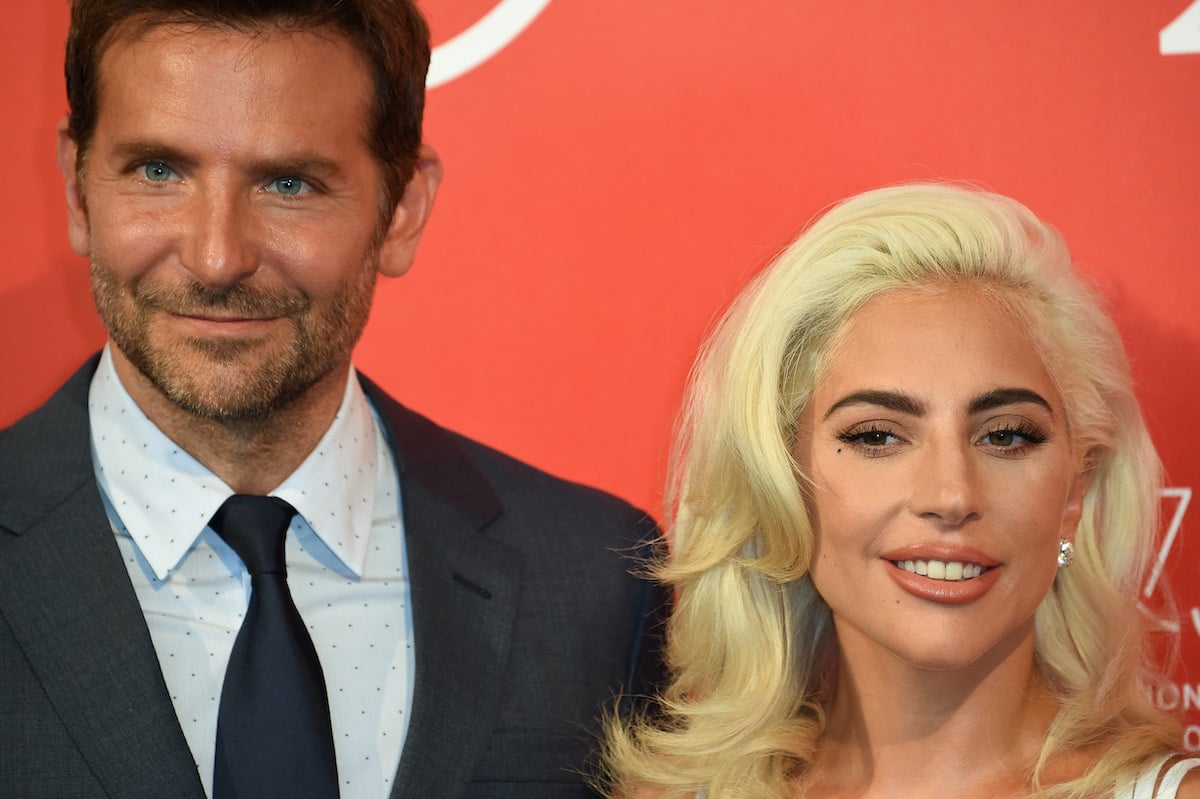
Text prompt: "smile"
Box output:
[[174, 312, 280, 323], [892, 559, 987, 581]]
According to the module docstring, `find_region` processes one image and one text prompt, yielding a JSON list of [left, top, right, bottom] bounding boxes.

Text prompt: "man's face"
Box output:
[[64, 24, 398, 423]]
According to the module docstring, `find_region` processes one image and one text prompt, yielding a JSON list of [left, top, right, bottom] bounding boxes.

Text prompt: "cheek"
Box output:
[[264, 224, 378, 293], [261, 221, 316, 265], [810, 454, 907, 533], [808, 464, 904, 576], [991, 456, 1078, 533], [86, 205, 176, 278], [1005, 483, 1075, 554]]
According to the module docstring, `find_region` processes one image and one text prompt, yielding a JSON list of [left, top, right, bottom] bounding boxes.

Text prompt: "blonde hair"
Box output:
[[602, 183, 1178, 798]]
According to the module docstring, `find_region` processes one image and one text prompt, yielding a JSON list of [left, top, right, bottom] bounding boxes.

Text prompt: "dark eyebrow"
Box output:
[[252, 156, 342, 179], [823, 387, 1054, 420], [110, 140, 194, 166], [823, 390, 925, 419], [967, 388, 1054, 416]]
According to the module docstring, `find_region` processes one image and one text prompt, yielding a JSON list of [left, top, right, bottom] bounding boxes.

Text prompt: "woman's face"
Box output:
[[794, 286, 1089, 674]]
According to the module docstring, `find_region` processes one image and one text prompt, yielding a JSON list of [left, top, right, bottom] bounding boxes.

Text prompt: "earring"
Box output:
[[1057, 539, 1075, 568]]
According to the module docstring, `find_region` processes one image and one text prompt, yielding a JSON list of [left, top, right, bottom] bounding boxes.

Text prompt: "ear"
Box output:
[[1059, 463, 1095, 541], [56, 116, 91, 258], [376, 144, 443, 278]]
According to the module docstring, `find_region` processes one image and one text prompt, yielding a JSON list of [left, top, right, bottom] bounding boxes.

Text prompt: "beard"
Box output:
[[90, 258, 377, 424]]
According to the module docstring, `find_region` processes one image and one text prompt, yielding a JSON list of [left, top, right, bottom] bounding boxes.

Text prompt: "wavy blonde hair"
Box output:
[[602, 183, 1178, 798]]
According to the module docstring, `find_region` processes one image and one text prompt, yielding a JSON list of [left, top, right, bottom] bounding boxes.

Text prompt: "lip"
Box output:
[[164, 311, 284, 336], [886, 560, 1000, 604], [880, 545, 1002, 605], [880, 544, 1000, 567]]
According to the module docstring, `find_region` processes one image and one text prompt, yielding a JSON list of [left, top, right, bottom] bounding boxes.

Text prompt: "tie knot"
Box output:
[[210, 495, 298, 576]]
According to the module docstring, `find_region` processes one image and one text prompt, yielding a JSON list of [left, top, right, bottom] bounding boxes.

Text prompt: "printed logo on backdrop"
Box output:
[[427, 0, 552, 87], [425, 0, 1199, 77], [1145, 488, 1194, 611], [1162, 1, 1200, 54], [1145, 487, 1199, 748]]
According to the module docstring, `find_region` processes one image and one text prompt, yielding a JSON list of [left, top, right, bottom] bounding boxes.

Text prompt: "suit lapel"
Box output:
[[362, 379, 524, 798], [1, 365, 524, 798], [0, 359, 204, 798]]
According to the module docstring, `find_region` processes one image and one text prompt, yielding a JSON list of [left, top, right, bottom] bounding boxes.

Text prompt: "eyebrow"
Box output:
[[823, 390, 924, 419], [823, 387, 1054, 420], [967, 388, 1054, 416], [110, 140, 195, 167]]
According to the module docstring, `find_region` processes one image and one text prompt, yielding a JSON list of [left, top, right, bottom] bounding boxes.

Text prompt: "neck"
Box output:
[[111, 349, 349, 495], [804, 621, 1058, 799]]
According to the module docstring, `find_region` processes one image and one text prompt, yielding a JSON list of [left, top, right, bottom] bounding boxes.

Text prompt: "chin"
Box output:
[[881, 622, 1035, 676], [126, 336, 321, 422]]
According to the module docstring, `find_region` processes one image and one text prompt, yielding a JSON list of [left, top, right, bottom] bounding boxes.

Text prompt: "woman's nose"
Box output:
[[908, 439, 981, 528]]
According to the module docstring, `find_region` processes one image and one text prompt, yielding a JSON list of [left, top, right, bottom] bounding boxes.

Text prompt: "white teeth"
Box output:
[[894, 559, 985, 581]]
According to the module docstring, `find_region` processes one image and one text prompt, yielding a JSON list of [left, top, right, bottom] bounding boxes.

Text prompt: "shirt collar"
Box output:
[[89, 345, 378, 580]]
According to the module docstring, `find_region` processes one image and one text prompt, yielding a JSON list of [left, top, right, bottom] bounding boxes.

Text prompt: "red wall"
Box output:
[[3, 0, 1198, 738]]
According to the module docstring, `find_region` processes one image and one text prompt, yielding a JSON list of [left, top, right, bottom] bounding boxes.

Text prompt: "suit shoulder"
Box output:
[[1, 358, 96, 450], [451, 430, 648, 521], [0, 361, 98, 532], [362, 375, 656, 539]]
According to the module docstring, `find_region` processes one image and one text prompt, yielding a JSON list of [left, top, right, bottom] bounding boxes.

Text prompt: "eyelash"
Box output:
[[129, 160, 178, 183], [265, 176, 312, 196], [835, 420, 1049, 458], [836, 425, 903, 458], [979, 421, 1048, 456], [126, 162, 316, 196]]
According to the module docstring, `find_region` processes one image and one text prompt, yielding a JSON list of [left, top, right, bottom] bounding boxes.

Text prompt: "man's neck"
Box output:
[[109, 347, 350, 495]]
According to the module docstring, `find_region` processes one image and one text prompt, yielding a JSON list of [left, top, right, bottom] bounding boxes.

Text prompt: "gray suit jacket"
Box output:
[[0, 357, 663, 798]]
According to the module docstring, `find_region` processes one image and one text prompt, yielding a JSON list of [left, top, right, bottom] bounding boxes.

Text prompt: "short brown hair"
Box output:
[[65, 0, 430, 213]]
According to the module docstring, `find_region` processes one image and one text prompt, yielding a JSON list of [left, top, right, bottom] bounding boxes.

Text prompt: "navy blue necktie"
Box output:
[[210, 495, 339, 799]]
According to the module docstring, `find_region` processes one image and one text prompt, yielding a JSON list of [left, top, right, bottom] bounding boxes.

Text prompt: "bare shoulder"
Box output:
[[1173, 765, 1200, 799]]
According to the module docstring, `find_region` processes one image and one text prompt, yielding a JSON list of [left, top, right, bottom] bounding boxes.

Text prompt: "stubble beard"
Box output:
[[90, 258, 377, 426]]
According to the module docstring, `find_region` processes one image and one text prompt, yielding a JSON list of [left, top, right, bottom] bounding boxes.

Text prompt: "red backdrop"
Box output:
[[2, 0, 1198, 739]]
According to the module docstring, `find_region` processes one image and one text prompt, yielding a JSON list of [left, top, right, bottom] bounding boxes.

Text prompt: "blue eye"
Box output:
[[141, 162, 176, 182], [268, 177, 307, 196]]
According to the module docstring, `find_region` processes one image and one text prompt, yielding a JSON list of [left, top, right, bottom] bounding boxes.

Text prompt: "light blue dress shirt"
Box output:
[[89, 346, 414, 798]]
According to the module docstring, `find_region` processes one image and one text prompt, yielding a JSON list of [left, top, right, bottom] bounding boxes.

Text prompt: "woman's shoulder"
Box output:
[[1118, 755, 1200, 799], [1174, 760, 1200, 799]]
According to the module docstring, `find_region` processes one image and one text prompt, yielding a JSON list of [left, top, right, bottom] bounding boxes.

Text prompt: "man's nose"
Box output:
[[908, 438, 981, 528], [182, 188, 258, 288]]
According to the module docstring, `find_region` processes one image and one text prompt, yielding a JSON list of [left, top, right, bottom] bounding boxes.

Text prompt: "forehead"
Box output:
[[93, 22, 374, 150], [816, 286, 1062, 410]]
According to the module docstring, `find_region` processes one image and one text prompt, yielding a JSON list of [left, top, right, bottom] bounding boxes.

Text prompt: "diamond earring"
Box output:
[[1057, 539, 1075, 568]]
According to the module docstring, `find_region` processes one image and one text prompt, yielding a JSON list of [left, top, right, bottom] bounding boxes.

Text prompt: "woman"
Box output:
[[603, 183, 1197, 798]]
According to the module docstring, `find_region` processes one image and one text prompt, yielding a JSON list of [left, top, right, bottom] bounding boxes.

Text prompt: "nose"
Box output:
[[182, 187, 258, 288], [908, 438, 980, 528]]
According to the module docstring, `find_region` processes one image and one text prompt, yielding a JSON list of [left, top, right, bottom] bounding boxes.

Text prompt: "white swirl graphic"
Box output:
[[1162, 0, 1200, 54], [428, 0, 553, 88]]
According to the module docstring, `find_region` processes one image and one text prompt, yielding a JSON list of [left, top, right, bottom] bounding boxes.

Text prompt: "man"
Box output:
[[0, 1, 661, 797]]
